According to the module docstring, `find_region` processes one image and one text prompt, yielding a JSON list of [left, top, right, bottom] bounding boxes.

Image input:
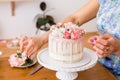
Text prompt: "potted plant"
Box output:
[[34, 2, 55, 34]]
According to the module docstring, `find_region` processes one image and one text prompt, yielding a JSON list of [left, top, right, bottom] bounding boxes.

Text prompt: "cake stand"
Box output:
[[37, 48, 98, 80]]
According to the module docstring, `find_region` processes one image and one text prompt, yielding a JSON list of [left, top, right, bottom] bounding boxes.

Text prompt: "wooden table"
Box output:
[[0, 32, 117, 80]]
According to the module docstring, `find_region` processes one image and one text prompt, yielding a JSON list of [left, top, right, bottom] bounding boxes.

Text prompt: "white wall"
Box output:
[[0, 0, 97, 39]]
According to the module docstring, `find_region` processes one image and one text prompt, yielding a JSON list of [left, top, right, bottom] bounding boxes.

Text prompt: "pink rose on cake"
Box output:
[[51, 22, 85, 40], [64, 31, 71, 39], [71, 28, 84, 39]]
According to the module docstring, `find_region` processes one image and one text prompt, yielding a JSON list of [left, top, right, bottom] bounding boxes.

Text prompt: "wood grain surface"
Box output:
[[0, 32, 117, 80]]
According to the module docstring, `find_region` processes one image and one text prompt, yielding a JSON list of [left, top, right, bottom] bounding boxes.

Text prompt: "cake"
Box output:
[[49, 22, 85, 63]]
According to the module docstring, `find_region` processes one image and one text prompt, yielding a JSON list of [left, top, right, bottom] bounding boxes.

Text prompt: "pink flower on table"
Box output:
[[8, 53, 26, 67], [9, 54, 19, 67]]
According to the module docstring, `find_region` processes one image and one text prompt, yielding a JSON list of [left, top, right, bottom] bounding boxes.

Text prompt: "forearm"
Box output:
[[33, 30, 51, 46], [42, 30, 51, 44], [62, 0, 99, 25]]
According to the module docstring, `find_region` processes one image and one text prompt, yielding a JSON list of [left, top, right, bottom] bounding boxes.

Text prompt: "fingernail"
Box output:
[[92, 44, 94, 46], [90, 39, 94, 42], [94, 37, 97, 40]]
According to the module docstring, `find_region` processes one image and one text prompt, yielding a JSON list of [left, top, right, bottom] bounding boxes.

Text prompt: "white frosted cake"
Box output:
[[49, 22, 85, 63]]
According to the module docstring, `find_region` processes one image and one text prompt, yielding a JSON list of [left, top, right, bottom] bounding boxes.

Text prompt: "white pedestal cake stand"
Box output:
[[37, 48, 98, 80]]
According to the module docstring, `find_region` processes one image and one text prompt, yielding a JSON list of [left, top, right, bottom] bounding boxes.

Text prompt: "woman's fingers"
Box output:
[[96, 38, 108, 46], [19, 36, 28, 44], [28, 47, 38, 57], [20, 40, 29, 51], [19, 36, 28, 51], [100, 34, 111, 40], [19, 36, 40, 58], [92, 36, 111, 58], [94, 42, 105, 50], [93, 46, 104, 55], [24, 39, 39, 57], [95, 51, 109, 58], [88, 36, 99, 46], [93, 45, 111, 58], [89, 34, 119, 58], [24, 39, 34, 53], [93, 41, 113, 58]]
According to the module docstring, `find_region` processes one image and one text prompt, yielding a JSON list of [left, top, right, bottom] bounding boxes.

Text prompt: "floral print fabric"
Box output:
[[97, 0, 120, 79]]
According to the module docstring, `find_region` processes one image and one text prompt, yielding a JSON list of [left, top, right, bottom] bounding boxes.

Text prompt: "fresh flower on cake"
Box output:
[[9, 51, 33, 67], [51, 22, 85, 40]]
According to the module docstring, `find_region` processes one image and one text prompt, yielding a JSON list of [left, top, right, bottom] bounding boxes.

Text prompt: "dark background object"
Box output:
[[35, 2, 55, 34]]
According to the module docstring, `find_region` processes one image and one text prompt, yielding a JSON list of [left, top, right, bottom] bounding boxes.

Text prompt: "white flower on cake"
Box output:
[[51, 22, 85, 40]]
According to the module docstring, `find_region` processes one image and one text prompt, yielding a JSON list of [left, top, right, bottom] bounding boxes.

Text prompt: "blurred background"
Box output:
[[0, 0, 97, 39]]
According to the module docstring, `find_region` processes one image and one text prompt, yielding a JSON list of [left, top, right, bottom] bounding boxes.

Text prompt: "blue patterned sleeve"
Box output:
[[97, 0, 105, 5]]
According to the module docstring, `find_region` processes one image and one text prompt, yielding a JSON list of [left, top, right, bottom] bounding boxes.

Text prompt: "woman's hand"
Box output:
[[19, 36, 44, 57], [88, 34, 120, 58], [19, 30, 50, 57]]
